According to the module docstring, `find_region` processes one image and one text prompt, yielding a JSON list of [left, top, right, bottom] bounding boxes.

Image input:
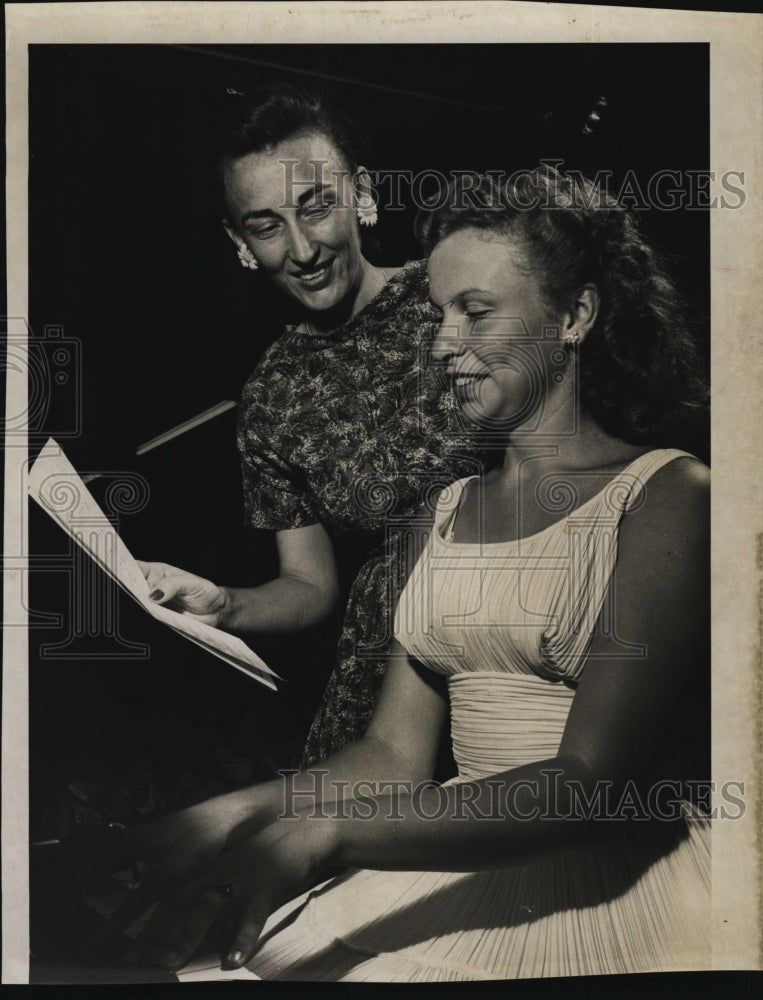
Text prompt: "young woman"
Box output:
[[109, 165, 710, 981]]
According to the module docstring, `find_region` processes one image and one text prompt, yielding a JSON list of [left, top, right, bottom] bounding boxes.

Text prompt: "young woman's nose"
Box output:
[[431, 319, 463, 367]]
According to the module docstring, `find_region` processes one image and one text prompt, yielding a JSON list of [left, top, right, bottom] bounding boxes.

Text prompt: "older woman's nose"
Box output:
[[287, 221, 319, 266]]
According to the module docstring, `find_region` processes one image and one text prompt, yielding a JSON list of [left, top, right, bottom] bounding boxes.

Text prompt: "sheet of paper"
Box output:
[[27, 438, 278, 689]]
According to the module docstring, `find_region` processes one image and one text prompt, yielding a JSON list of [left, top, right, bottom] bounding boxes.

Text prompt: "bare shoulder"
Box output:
[[637, 454, 709, 513], [620, 454, 709, 555]]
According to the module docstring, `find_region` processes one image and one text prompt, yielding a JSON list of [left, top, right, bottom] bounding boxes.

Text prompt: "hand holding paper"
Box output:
[[136, 560, 229, 628], [28, 439, 278, 690]]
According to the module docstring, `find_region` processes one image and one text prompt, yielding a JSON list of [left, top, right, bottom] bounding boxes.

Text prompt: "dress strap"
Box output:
[[434, 476, 477, 542], [614, 448, 699, 513]]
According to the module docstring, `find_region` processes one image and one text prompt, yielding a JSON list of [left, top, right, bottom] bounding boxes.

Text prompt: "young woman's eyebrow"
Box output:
[[457, 288, 494, 299], [429, 289, 494, 309]]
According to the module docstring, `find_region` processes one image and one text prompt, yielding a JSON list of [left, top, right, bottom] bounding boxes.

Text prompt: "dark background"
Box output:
[[27, 43, 709, 839]]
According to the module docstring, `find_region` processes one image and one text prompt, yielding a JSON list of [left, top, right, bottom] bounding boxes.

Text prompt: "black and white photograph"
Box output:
[[3, 0, 761, 989]]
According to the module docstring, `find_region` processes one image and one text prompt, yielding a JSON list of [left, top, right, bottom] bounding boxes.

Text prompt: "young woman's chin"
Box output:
[[457, 384, 538, 430]]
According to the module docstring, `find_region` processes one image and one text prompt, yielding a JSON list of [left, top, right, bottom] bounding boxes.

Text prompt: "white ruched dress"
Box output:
[[242, 449, 711, 982]]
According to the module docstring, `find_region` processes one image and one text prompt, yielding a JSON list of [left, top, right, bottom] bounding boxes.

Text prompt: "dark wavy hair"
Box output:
[[217, 83, 366, 187], [416, 166, 709, 454], [216, 83, 382, 262]]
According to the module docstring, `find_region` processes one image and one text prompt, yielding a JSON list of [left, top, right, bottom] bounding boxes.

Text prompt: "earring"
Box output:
[[565, 330, 580, 346], [236, 242, 258, 270], [356, 193, 378, 227]]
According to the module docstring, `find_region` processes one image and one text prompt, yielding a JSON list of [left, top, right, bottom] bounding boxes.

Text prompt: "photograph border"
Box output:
[[4, 0, 762, 984]]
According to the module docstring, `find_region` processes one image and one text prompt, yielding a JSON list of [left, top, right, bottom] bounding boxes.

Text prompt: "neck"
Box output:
[[306, 259, 386, 334], [497, 384, 640, 477]]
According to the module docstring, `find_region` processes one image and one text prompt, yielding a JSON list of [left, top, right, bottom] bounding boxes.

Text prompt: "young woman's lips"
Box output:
[[293, 259, 335, 291], [453, 372, 489, 397]]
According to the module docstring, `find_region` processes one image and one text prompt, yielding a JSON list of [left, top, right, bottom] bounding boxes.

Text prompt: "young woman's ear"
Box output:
[[564, 285, 600, 344]]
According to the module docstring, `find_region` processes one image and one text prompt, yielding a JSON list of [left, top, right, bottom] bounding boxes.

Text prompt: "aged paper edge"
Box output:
[[4, 0, 762, 984]]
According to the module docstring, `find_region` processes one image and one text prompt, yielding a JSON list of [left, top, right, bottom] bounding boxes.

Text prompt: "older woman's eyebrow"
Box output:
[[240, 183, 337, 225], [296, 182, 336, 206], [241, 208, 278, 224]]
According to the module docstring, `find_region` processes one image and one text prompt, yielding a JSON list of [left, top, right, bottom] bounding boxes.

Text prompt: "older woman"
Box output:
[[109, 165, 710, 981], [140, 85, 474, 763]]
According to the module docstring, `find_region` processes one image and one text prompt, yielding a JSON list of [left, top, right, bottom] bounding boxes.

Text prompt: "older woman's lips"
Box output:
[[293, 259, 335, 290]]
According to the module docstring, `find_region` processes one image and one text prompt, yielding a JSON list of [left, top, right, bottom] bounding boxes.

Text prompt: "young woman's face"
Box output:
[[223, 131, 365, 314], [428, 228, 565, 429]]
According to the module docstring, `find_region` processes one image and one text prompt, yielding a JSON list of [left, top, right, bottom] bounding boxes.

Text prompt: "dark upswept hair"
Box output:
[[217, 82, 366, 182], [416, 166, 709, 453]]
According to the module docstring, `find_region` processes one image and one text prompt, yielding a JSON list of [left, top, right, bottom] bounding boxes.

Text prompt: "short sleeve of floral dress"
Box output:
[[236, 261, 478, 765]]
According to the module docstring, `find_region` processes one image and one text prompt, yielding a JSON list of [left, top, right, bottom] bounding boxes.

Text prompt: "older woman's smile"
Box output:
[[291, 257, 336, 290]]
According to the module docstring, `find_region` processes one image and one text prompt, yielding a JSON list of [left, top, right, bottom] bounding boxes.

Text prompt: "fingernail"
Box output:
[[150, 590, 164, 601], [226, 950, 244, 967]]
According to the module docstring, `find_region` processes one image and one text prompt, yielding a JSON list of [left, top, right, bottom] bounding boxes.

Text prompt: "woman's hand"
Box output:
[[99, 785, 282, 955], [136, 524, 340, 636], [114, 810, 338, 973], [137, 561, 227, 627]]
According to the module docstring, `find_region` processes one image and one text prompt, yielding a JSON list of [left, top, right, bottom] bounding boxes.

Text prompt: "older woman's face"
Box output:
[[429, 228, 565, 429], [223, 131, 365, 314]]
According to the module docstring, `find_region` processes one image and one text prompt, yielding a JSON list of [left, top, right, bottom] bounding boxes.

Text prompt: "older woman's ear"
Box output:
[[222, 218, 241, 248], [352, 166, 378, 226], [565, 284, 600, 343], [353, 166, 374, 196], [222, 218, 259, 271]]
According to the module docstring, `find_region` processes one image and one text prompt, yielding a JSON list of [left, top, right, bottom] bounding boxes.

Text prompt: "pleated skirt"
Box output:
[[244, 805, 710, 982]]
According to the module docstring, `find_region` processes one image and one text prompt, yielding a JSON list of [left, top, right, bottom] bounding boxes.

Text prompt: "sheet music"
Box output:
[[27, 439, 279, 690]]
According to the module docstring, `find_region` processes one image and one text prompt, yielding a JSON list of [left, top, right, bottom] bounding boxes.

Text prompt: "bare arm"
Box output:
[[139, 522, 339, 633], [220, 523, 339, 632], [99, 639, 447, 950], [190, 638, 449, 827]]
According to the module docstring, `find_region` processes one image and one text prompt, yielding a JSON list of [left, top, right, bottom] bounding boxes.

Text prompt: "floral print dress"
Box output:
[[236, 261, 477, 764]]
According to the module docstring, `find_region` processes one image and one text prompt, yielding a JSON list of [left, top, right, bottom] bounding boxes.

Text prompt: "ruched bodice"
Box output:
[[447, 673, 576, 781]]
